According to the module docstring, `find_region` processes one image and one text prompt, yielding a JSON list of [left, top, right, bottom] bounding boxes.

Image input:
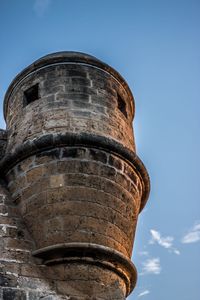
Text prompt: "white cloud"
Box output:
[[138, 290, 150, 298], [150, 229, 180, 255], [181, 222, 200, 244], [34, 0, 51, 17], [140, 258, 161, 275]]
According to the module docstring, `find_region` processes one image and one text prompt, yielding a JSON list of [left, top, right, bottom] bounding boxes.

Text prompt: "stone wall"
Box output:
[[0, 130, 7, 160]]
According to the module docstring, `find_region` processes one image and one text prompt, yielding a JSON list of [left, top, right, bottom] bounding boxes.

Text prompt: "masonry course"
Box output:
[[0, 52, 150, 299]]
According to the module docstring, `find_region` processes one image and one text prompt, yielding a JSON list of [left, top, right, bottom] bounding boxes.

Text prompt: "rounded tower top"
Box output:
[[3, 51, 135, 120]]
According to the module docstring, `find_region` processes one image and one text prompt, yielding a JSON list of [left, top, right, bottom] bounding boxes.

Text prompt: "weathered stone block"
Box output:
[[50, 175, 64, 188], [2, 288, 27, 300]]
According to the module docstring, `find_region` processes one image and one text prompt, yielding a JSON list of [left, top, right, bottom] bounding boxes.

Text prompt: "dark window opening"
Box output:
[[117, 93, 127, 118], [24, 83, 39, 106]]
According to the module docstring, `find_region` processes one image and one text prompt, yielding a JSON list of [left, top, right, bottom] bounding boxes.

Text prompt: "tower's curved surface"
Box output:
[[0, 52, 150, 299]]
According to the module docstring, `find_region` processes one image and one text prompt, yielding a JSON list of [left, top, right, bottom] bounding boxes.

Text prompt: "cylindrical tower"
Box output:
[[0, 52, 150, 299]]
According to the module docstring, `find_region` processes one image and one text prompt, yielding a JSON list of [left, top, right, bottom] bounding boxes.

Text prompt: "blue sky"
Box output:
[[0, 1, 199, 299]]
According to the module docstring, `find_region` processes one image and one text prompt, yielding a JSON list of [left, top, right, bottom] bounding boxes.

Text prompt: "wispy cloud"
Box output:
[[34, 0, 51, 17], [173, 249, 180, 255], [140, 258, 161, 275], [138, 290, 150, 298], [150, 229, 180, 255], [181, 222, 200, 244], [150, 229, 173, 248], [138, 251, 149, 256]]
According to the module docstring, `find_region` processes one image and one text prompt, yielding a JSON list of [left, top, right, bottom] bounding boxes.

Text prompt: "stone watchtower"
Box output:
[[0, 52, 150, 299]]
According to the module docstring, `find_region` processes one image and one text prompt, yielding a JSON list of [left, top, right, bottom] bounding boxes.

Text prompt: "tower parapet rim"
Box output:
[[0, 132, 150, 212]]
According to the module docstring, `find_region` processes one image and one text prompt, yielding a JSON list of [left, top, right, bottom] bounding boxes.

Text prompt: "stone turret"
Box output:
[[0, 52, 150, 299]]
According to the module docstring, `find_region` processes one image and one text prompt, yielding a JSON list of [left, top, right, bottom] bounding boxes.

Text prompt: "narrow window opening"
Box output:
[[24, 83, 39, 106], [117, 93, 127, 118]]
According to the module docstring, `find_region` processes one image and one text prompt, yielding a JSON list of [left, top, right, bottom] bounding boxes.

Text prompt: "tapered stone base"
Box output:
[[33, 242, 137, 298]]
